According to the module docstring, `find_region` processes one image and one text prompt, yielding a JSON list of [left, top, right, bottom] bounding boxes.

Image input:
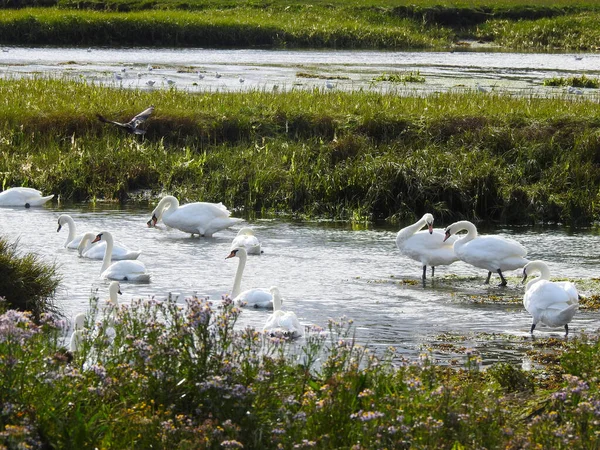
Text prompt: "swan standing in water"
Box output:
[[77, 232, 141, 260], [57, 214, 87, 249], [226, 247, 273, 309], [263, 287, 303, 338], [230, 227, 262, 255], [396, 213, 458, 280], [0, 187, 53, 207], [147, 195, 243, 237], [522, 260, 579, 335], [92, 231, 150, 282], [444, 220, 528, 286]]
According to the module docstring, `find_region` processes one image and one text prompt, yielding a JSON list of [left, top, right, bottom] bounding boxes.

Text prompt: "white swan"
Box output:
[[0, 187, 53, 207], [147, 195, 243, 237], [263, 287, 304, 338], [396, 213, 458, 279], [444, 220, 528, 286], [92, 231, 150, 282], [69, 313, 87, 352], [226, 247, 273, 309], [57, 214, 87, 249], [522, 260, 579, 335], [77, 231, 141, 260], [230, 227, 262, 255]]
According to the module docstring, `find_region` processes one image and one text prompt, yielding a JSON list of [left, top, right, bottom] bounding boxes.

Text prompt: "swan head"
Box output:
[[57, 216, 63, 232], [147, 214, 158, 227], [226, 247, 247, 259], [423, 213, 434, 234], [443, 226, 453, 242], [92, 232, 104, 244]]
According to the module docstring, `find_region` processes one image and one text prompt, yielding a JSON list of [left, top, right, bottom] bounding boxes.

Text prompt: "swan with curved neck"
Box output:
[[263, 287, 303, 338], [92, 231, 150, 282], [57, 214, 88, 249], [147, 195, 243, 237], [226, 247, 273, 308], [522, 260, 578, 335], [77, 231, 141, 260], [396, 213, 458, 280], [0, 187, 53, 207], [444, 220, 528, 286], [230, 227, 262, 255]]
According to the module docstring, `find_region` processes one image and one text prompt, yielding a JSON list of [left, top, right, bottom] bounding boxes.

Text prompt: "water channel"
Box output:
[[2, 46, 600, 96], [1, 203, 599, 367]]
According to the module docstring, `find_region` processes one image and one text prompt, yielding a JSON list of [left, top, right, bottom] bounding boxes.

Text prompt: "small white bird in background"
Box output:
[[215, 72, 222, 79], [522, 260, 579, 335], [574, 55, 583, 61], [146, 80, 156, 87], [239, 76, 245, 84], [165, 78, 176, 87], [147, 64, 153, 71], [114, 72, 123, 82], [263, 287, 304, 339], [197, 71, 205, 79], [325, 80, 335, 89], [476, 83, 489, 93], [568, 86, 584, 95]]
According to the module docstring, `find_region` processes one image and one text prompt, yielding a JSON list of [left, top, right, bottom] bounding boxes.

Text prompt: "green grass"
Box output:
[[543, 74, 599, 88], [372, 71, 426, 83], [0, 236, 60, 321], [2, 77, 600, 225], [2, 294, 600, 448], [2, 2, 600, 49]]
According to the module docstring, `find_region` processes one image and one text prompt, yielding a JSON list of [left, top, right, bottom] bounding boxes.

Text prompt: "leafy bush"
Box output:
[[0, 236, 60, 321]]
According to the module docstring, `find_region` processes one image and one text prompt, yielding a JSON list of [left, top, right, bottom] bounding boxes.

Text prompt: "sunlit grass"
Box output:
[[2, 77, 600, 225]]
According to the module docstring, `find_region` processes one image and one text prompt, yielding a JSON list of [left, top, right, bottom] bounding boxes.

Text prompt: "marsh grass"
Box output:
[[2, 77, 600, 224], [543, 74, 600, 88], [1, 294, 600, 448], [2, 2, 600, 50], [0, 237, 60, 321], [372, 71, 426, 83]]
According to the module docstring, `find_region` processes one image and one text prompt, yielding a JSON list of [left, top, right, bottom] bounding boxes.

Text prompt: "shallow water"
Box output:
[[2, 46, 600, 96], [1, 203, 599, 366]]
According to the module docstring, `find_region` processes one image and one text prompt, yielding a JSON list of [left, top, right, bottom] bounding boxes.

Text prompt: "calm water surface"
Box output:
[[1, 203, 599, 366], [2, 46, 600, 96]]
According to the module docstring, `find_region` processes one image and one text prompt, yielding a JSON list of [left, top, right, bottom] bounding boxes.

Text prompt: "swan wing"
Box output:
[[102, 260, 150, 282], [164, 202, 239, 234], [399, 229, 458, 266], [231, 234, 261, 254], [557, 281, 579, 304], [235, 288, 273, 309], [540, 304, 578, 328], [524, 281, 571, 314]]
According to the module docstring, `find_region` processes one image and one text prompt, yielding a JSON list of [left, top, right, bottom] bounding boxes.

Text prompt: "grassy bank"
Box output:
[[2, 77, 600, 225], [1, 2, 600, 50], [1, 294, 600, 449]]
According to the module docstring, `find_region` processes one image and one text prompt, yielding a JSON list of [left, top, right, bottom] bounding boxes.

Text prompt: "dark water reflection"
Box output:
[[1, 202, 599, 366]]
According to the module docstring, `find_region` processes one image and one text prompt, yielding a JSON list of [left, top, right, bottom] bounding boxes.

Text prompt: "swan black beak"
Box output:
[[147, 215, 158, 227], [225, 249, 238, 259], [91, 233, 102, 244], [118, 289, 122, 295], [443, 230, 451, 242], [522, 271, 528, 284], [57, 224, 62, 232]]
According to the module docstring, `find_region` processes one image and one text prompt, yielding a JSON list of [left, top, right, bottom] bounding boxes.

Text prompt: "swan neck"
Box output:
[[397, 215, 428, 241], [60, 215, 76, 246], [100, 233, 114, 273], [77, 232, 94, 256], [231, 251, 247, 298], [154, 196, 179, 221], [272, 293, 282, 311], [455, 221, 477, 240]]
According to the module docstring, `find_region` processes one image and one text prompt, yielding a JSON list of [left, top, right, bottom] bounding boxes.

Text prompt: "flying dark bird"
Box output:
[[97, 105, 154, 135]]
